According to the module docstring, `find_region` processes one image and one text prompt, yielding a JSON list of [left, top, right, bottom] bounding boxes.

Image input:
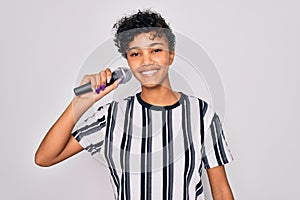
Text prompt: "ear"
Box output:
[[169, 50, 175, 65]]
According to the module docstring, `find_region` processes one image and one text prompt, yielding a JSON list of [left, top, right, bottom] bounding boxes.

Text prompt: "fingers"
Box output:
[[105, 68, 112, 85], [97, 68, 112, 93], [76, 68, 119, 106], [81, 68, 114, 95], [95, 73, 101, 90], [99, 71, 107, 92], [95, 78, 121, 98]]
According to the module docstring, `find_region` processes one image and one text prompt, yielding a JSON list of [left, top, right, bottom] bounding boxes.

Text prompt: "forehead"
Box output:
[[128, 32, 168, 49]]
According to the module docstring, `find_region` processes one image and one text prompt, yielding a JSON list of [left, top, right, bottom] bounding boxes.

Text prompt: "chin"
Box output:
[[141, 82, 161, 89]]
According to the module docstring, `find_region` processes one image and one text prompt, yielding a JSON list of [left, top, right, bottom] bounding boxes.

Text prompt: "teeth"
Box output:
[[141, 70, 158, 75]]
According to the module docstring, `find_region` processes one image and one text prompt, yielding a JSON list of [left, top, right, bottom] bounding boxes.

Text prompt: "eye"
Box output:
[[129, 52, 139, 57], [153, 48, 162, 53]]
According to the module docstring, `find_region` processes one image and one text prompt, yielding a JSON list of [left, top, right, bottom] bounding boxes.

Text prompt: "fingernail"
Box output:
[[96, 87, 101, 94], [101, 84, 105, 91], [107, 77, 111, 84], [119, 77, 124, 84]]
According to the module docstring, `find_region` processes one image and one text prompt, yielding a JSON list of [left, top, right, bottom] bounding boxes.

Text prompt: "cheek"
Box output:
[[162, 56, 171, 65], [127, 59, 137, 69], [160, 52, 172, 63]]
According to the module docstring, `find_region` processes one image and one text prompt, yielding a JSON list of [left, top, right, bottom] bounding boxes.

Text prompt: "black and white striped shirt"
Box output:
[[72, 92, 233, 200]]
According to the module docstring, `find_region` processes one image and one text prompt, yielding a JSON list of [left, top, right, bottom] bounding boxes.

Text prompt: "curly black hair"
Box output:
[[113, 9, 176, 58]]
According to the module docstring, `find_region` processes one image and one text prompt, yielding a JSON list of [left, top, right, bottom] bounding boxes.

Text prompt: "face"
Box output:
[[126, 32, 175, 88]]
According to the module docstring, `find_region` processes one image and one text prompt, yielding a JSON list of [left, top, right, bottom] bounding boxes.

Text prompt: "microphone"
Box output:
[[73, 67, 132, 96]]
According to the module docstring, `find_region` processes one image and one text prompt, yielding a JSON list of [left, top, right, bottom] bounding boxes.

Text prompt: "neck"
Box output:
[[140, 81, 181, 106]]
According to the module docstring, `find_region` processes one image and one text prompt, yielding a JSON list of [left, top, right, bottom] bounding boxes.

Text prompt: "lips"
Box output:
[[140, 69, 159, 77]]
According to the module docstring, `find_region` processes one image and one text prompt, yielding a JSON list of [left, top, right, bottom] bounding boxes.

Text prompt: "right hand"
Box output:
[[74, 68, 120, 107]]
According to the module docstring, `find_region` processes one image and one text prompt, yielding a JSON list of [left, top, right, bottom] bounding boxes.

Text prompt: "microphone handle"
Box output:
[[73, 72, 119, 96]]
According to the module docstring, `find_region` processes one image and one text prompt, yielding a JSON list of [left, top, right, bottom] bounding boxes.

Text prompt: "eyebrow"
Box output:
[[127, 42, 165, 52]]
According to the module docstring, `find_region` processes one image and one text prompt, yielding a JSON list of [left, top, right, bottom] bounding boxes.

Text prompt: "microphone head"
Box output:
[[117, 67, 132, 84]]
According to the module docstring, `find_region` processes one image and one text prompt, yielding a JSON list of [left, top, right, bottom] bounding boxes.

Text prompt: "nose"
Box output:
[[141, 51, 154, 66]]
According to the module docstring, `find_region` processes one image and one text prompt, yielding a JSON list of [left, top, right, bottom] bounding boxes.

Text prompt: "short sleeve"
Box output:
[[201, 102, 234, 169], [72, 103, 110, 157]]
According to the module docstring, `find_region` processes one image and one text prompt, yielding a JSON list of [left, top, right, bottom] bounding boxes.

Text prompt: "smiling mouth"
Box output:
[[140, 69, 159, 77]]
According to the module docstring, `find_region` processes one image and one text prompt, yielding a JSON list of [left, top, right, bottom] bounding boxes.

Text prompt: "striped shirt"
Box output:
[[72, 92, 233, 200]]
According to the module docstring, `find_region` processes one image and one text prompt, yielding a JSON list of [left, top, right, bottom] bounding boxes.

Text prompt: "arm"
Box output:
[[207, 165, 234, 200], [35, 68, 119, 167]]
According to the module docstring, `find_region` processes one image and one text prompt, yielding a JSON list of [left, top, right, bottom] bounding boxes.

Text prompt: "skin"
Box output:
[[126, 32, 180, 106], [35, 32, 234, 200], [34, 69, 120, 166]]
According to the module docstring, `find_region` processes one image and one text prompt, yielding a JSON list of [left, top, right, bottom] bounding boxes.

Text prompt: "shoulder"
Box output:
[[181, 93, 209, 113], [181, 93, 219, 126]]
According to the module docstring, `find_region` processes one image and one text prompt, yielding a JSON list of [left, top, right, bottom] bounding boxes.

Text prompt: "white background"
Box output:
[[1, 0, 299, 199]]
